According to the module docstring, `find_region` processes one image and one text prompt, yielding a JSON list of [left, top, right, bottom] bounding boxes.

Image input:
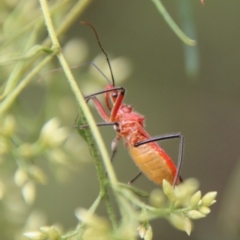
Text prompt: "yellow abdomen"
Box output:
[[128, 142, 176, 185]]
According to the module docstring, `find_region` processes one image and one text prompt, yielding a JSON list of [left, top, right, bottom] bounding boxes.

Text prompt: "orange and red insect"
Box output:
[[81, 22, 184, 186]]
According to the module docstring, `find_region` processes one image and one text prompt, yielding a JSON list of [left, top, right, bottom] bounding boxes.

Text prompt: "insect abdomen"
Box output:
[[128, 142, 177, 185]]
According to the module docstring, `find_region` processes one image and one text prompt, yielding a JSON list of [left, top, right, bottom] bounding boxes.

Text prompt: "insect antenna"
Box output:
[[37, 61, 111, 84], [81, 21, 115, 87]]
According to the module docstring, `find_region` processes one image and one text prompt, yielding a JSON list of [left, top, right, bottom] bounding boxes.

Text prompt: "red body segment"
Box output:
[[113, 105, 179, 186], [92, 91, 180, 186]]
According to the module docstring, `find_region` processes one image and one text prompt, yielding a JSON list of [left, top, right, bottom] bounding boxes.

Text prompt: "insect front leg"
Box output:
[[84, 86, 126, 122]]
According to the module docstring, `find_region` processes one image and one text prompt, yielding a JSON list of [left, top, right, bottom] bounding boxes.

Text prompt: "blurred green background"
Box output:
[[1, 0, 240, 240]]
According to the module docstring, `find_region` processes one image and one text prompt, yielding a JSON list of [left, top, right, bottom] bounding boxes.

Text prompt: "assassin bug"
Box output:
[[81, 21, 184, 186]]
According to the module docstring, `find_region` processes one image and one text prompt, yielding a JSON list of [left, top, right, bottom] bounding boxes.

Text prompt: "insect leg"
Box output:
[[111, 135, 121, 162], [83, 88, 126, 165], [75, 120, 121, 162], [89, 96, 110, 122], [84, 87, 124, 101], [128, 172, 142, 185], [134, 133, 184, 187], [109, 88, 125, 121], [78, 122, 117, 129], [85, 87, 126, 122]]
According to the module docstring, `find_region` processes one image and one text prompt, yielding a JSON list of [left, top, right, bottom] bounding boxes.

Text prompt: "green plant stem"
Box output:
[[58, 53, 118, 188], [0, 0, 77, 51], [39, 0, 119, 227], [118, 183, 149, 198], [0, 0, 92, 103], [38, 0, 118, 189], [0, 25, 42, 100], [0, 53, 56, 115], [77, 111, 117, 228], [74, 191, 115, 239], [88, 192, 103, 214], [151, 0, 196, 46], [43, 0, 92, 46], [0, 46, 46, 66]]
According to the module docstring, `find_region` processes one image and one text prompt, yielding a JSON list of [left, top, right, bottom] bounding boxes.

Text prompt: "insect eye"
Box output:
[[112, 92, 118, 98]]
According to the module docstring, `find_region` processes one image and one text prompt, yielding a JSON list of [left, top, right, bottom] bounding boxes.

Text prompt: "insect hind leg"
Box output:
[[128, 172, 142, 185]]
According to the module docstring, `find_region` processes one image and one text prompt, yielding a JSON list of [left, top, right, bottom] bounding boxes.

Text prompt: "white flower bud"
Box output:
[[162, 179, 176, 202], [149, 189, 165, 207], [39, 118, 69, 148], [199, 206, 211, 215], [138, 224, 153, 240], [109, 57, 132, 84], [0, 137, 9, 155], [63, 38, 89, 66], [0, 181, 5, 200], [190, 191, 201, 207], [174, 178, 199, 204], [23, 231, 47, 240], [22, 181, 36, 205], [187, 210, 205, 219], [49, 226, 60, 240], [202, 191, 217, 206], [169, 213, 192, 235], [14, 169, 28, 186], [0, 115, 16, 136], [89, 54, 132, 85], [138, 225, 147, 239], [39, 226, 51, 234], [48, 148, 69, 165], [75, 208, 109, 229]]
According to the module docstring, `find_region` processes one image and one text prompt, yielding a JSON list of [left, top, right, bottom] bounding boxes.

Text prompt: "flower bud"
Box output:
[[149, 189, 165, 207], [48, 148, 68, 165], [14, 169, 28, 186], [63, 38, 89, 66], [109, 57, 132, 84], [190, 191, 201, 207], [138, 224, 153, 240], [174, 178, 199, 204], [199, 206, 211, 215], [187, 210, 205, 219], [202, 192, 217, 206], [39, 118, 69, 148], [138, 224, 146, 239], [0, 181, 5, 199], [169, 213, 192, 235], [0, 115, 16, 136], [162, 179, 176, 202], [75, 208, 109, 229], [22, 181, 36, 205], [0, 137, 9, 155], [23, 231, 47, 240], [48, 226, 60, 240], [39, 227, 51, 234], [89, 54, 131, 85]]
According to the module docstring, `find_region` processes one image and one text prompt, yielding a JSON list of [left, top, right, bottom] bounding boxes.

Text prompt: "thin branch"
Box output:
[[151, 0, 196, 46]]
